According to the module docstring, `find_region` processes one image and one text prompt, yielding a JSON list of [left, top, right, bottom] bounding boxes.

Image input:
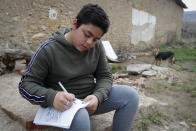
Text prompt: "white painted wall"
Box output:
[[131, 8, 156, 45]]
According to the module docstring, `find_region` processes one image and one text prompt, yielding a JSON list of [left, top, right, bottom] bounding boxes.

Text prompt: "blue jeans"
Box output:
[[63, 85, 139, 131]]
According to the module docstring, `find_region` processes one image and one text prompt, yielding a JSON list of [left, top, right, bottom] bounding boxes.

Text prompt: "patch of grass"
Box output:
[[146, 110, 167, 125], [168, 82, 182, 92], [171, 82, 178, 86], [157, 44, 168, 51], [179, 81, 196, 97], [149, 83, 166, 93], [173, 104, 179, 111], [191, 92, 196, 97], [168, 86, 181, 92], [188, 78, 195, 82], [135, 106, 169, 131], [170, 128, 181, 131], [175, 67, 184, 71], [181, 81, 196, 92], [177, 111, 193, 120], [182, 112, 193, 120], [157, 82, 168, 88], [173, 48, 196, 62], [183, 87, 196, 93], [134, 105, 171, 131], [168, 80, 196, 97], [110, 65, 126, 74], [166, 103, 179, 111], [149, 82, 172, 93], [189, 66, 196, 72], [138, 119, 150, 130]]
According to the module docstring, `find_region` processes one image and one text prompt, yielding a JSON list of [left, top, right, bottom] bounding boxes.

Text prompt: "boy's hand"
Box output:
[[83, 95, 98, 115], [53, 92, 75, 111]]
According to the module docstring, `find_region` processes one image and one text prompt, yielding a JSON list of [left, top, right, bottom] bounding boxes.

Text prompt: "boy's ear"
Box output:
[[72, 19, 78, 30]]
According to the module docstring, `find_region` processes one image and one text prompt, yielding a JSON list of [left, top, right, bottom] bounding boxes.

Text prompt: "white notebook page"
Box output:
[[33, 99, 90, 129]]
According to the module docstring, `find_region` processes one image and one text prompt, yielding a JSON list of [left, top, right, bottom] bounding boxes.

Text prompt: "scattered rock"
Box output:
[[14, 59, 26, 70], [31, 33, 46, 39], [158, 102, 168, 106], [139, 92, 158, 107], [179, 121, 189, 128], [142, 70, 157, 77], [113, 77, 146, 91], [14, 59, 27, 75], [112, 73, 129, 79], [0, 48, 33, 72], [127, 64, 152, 75], [151, 65, 169, 73]]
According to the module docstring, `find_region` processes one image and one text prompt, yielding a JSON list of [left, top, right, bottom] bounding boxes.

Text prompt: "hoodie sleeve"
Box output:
[[18, 40, 58, 107], [93, 41, 113, 105]]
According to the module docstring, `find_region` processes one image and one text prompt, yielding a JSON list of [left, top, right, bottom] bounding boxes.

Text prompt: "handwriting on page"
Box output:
[[34, 99, 90, 129], [46, 108, 62, 122]]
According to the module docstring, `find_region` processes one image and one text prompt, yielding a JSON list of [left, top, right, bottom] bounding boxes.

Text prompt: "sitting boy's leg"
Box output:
[[63, 108, 90, 131], [93, 85, 139, 131]]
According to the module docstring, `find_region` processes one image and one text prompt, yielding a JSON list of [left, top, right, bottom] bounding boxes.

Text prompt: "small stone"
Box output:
[[142, 70, 157, 77], [152, 65, 169, 73], [179, 121, 188, 128], [31, 33, 46, 39], [127, 64, 152, 75]]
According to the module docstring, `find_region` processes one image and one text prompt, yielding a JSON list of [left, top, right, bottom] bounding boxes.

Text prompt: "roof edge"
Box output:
[[175, 0, 187, 8]]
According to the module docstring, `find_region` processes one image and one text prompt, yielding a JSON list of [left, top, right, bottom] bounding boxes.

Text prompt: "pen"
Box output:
[[58, 81, 77, 104], [58, 81, 67, 92]]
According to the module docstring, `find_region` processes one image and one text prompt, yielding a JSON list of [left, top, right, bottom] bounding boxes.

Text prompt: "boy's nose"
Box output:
[[87, 38, 93, 45]]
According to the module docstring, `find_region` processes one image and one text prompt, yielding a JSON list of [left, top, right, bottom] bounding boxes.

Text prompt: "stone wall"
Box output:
[[0, 0, 184, 54]]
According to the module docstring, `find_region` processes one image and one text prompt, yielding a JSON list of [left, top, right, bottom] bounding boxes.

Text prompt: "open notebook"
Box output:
[[33, 99, 90, 129]]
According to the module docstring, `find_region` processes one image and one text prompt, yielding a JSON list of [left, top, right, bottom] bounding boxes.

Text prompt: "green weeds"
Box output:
[[135, 106, 169, 131], [153, 80, 196, 98], [110, 65, 126, 74]]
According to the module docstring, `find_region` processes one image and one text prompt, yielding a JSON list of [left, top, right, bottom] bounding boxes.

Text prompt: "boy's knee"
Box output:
[[130, 87, 139, 106], [128, 87, 139, 101], [70, 108, 90, 130], [120, 86, 139, 110]]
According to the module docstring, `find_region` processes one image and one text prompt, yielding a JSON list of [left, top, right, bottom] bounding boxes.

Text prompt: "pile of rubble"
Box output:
[[0, 48, 34, 75], [113, 63, 180, 89]]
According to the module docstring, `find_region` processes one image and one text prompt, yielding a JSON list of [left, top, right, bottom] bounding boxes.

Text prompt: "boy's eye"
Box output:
[[93, 39, 98, 42], [84, 33, 91, 38]]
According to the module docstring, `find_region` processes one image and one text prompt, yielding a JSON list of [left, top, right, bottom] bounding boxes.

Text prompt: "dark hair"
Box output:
[[76, 3, 110, 34]]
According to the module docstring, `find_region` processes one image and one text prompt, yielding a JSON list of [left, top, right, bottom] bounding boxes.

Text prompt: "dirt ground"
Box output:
[[114, 54, 196, 131], [0, 45, 196, 131]]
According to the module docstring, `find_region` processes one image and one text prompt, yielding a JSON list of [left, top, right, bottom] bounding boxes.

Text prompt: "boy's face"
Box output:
[[71, 19, 103, 52]]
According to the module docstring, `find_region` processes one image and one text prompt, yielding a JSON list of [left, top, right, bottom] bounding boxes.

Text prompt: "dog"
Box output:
[[153, 48, 175, 66]]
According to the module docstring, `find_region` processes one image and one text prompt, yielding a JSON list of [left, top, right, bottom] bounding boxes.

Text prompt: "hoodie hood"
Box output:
[[50, 28, 71, 45]]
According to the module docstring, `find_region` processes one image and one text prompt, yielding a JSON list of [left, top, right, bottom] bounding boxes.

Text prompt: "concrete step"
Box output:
[[0, 73, 158, 131]]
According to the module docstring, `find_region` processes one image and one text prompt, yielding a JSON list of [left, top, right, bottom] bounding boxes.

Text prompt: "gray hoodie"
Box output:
[[18, 28, 112, 107]]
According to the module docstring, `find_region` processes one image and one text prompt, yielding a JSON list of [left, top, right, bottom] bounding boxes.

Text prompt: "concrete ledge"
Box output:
[[0, 73, 158, 131], [0, 73, 39, 129], [90, 111, 114, 131]]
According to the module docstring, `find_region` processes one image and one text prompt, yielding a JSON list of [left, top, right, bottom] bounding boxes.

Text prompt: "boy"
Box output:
[[19, 3, 139, 131]]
